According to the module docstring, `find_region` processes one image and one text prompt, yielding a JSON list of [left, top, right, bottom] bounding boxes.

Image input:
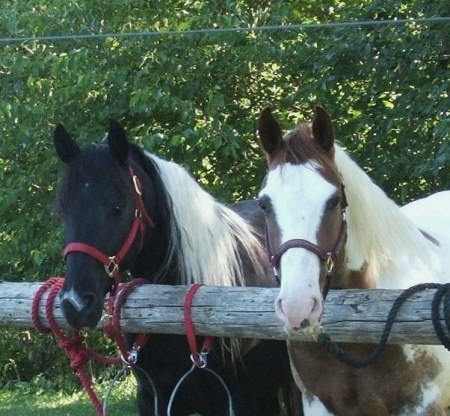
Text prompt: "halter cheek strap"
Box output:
[[63, 166, 155, 293], [267, 185, 348, 298]]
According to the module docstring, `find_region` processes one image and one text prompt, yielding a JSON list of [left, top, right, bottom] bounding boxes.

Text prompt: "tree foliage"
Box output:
[[0, 0, 449, 384]]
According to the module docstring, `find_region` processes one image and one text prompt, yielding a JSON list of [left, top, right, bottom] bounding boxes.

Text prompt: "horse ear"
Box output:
[[54, 124, 80, 164], [312, 106, 335, 153], [258, 107, 284, 158], [107, 119, 129, 165]]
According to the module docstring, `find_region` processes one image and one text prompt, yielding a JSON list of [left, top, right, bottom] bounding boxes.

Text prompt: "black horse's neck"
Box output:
[[126, 146, 276, 289], [127, 147, 181, 286]]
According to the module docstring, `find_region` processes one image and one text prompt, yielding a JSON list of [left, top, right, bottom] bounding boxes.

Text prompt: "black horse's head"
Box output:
[[54, 120, 156, 329]]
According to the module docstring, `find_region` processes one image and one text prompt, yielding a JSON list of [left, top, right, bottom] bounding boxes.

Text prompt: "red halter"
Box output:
[[63, 166, 154, 293]]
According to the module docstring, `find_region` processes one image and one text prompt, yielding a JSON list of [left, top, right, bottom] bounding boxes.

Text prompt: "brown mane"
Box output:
[[271, 122, 341, 187]]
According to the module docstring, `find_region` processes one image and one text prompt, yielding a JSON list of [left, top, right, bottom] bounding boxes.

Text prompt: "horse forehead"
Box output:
[[261, 162, 337, 206], [78, 177, 109, 196]]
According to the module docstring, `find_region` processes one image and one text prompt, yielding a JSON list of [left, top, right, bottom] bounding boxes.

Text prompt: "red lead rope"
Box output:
[[32, 277, 120, 416], [184, 284, 213, 367], [31, 277, 149, 416], [32, 279, 213, 414], [104, 279, 150, 364]]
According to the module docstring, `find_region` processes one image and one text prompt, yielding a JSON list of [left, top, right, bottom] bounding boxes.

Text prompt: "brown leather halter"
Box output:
[[266, 185, 348, 299], [63, 166, 155, 294]]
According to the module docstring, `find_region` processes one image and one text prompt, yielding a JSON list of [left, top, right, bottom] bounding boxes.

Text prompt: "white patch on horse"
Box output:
[[407, 382, 441, 415], [334, 146, 450, 288], [302, 392, 334, 416], [259, 162, 337, 331], [145, 152, 264, 288], [401, 344, 422, 363], [60, 287, 85, 312]]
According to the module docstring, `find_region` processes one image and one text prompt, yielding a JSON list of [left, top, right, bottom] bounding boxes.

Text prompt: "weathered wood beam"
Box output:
[[0, 281, 447, 345]]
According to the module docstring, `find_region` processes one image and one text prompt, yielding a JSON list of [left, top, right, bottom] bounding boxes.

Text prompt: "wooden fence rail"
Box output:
[[0, 281, 447, 345]]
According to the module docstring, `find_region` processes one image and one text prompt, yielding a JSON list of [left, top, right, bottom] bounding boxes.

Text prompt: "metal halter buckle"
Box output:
[[126, 344, 141, 365], [104, 256, 119, 278], [132, 175, 143, 196], [324, 253, 335, 275]]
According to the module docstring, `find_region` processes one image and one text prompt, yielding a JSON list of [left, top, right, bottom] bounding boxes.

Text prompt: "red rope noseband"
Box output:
[[33, 167, 155, 415]]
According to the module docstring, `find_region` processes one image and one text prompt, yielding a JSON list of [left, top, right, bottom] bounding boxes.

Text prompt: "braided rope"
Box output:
[[32, 277, 151, 415], [104, 278, 150, 363], [32, 277, 105, 415], [318, 283, 450, 368]]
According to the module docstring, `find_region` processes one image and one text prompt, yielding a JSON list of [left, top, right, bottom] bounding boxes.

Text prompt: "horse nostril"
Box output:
[[82, 292, 98, 312], [60, 289, 97, 313], [299, 319, 310, 329], [60, 289, 102, 330]]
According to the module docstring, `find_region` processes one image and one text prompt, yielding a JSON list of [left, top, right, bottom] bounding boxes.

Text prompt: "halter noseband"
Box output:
[[63, 166, 155, 293], [267, 185, 348, 298]]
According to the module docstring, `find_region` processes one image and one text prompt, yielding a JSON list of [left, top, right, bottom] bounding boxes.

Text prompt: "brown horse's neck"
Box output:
[[332, 261, 376, 290]]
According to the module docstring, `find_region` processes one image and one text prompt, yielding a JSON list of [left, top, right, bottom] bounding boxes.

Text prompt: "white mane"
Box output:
[[146, 152, 265, 287], [334, 145, 442, 288]]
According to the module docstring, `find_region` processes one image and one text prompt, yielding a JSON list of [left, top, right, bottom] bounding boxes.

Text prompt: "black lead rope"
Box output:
[[317, 283, 450, 368]]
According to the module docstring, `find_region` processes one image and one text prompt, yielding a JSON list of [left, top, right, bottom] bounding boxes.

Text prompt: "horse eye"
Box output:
[[326, 196, 340, 210]]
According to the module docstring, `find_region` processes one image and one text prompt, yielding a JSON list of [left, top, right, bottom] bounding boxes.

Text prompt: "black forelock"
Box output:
[[54, 143, 129, 216]]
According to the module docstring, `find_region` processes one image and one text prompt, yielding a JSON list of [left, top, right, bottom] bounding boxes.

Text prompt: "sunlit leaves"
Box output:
[[0, 0, 449, 283]]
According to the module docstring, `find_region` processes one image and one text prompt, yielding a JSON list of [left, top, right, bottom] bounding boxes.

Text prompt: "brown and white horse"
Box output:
[[257, 106, 450, 415]]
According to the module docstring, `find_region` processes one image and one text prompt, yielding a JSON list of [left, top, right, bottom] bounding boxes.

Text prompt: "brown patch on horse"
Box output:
[[331, 262, 376, 290], [288, 341, 443, 415], [270, 123, 337, 176], [316, 189, 348, 292]]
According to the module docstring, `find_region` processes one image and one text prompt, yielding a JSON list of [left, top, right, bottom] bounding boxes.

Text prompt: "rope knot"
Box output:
[[32, 277, 150, 416], [59, 334, 90, 370]]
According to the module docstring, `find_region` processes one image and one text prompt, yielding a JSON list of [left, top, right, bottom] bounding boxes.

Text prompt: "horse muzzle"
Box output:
[[60, 285, 104, 330]]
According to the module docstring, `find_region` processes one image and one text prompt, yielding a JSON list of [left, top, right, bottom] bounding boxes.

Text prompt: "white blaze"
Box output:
[[260, 162, 337, 331]]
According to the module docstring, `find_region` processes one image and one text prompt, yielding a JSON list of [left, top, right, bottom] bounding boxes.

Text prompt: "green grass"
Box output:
[[0, 372, 138, 416]]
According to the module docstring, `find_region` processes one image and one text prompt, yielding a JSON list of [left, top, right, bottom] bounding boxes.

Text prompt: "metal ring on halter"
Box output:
[[190, 350, 208, 368], [167, 363, 235, 416], [103, 363, 159, 416], [104, 256, 119, 278], [120, 350, 138, 367]]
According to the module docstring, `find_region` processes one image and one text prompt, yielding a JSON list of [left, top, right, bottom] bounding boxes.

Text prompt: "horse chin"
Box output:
[[285, 320, 322, 339]]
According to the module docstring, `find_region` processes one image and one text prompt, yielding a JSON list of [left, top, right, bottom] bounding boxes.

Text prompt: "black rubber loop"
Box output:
[[318, 283, 450, 368]]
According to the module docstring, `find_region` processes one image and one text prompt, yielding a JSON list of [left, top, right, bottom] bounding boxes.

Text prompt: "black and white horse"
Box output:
[[54, 120, 298, 415]]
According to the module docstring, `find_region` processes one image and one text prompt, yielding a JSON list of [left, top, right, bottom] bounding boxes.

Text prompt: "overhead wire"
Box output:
[[0, 16, 449, 44]]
